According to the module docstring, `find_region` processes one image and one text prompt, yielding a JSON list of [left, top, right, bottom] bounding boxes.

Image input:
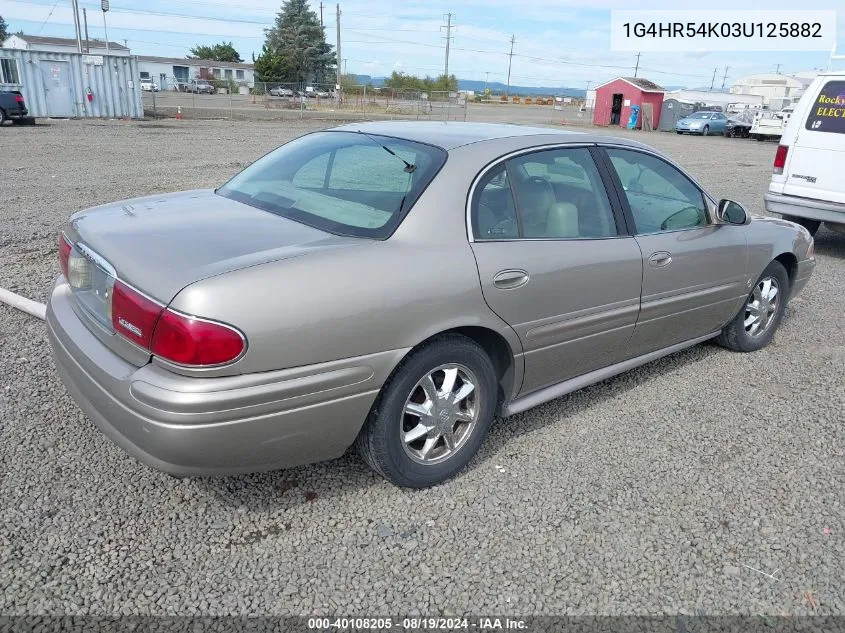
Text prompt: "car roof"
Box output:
[[330, 121, 652, 151]]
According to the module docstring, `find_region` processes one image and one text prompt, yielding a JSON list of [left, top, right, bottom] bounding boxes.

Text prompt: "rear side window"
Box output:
[[805, 81, 845, 134], [218, 132, 446, 238]]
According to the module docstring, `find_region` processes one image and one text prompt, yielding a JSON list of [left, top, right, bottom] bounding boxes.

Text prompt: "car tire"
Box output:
[[356, 334, 498, 488], [781, 215, 821, 236], [702, 125, 709, 136], [716, 260, 790, 353], [0, 108, 6, 126]]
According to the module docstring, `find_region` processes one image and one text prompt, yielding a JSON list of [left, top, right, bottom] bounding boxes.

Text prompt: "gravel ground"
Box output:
[[1, 119, 843, 617]]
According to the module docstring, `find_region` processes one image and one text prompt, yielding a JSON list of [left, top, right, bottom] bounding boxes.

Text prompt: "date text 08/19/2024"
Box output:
[[307, 617, 528, 630]]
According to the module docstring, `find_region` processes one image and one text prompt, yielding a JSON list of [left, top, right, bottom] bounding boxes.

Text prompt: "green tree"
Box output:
[[383, 71, 458, 93], [0, 15, 8, 42], [189, 41, 243, 62], [255, 0, 335, 83]]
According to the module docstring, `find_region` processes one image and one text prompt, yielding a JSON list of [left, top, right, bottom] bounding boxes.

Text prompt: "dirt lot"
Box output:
[[1, 118, 843, 617]]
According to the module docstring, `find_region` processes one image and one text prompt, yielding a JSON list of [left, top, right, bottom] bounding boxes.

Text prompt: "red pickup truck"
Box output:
[[0, 90, 34, 126]]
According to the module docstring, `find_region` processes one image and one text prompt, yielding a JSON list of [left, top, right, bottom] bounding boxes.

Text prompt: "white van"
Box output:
[[764, 72, 845, 235]]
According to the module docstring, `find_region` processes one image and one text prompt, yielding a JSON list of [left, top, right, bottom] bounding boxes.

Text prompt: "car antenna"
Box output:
[[356, 130, 416, 173]]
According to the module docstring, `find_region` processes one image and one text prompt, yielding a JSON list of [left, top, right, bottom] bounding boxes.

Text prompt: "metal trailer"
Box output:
[[0, 48, 143, 119]]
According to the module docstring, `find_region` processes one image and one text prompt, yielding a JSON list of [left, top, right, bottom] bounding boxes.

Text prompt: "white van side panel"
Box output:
[[777, 76, 845, 205]]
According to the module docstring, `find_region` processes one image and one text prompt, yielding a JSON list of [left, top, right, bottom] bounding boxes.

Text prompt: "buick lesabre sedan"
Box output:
[[48, 122, 815, 488]]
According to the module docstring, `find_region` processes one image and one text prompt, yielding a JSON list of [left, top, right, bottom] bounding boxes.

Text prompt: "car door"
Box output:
[[600, 146, 748, 357], [712, 113, 728, 133], [469, 146, 643, 395]]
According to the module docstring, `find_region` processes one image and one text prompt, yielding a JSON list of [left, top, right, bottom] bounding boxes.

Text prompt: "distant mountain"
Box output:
[[351, 74, 585, 97], [458, 79, 584, 97]]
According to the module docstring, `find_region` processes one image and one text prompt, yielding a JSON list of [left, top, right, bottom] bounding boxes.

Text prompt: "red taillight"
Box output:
[[58, 233, 72, 279], [14, 94, 24, 103], [151, 309, 245, 366], [111, 280, 164, 349], [773, 145, 788, 175], [110, 277, 245, 366]]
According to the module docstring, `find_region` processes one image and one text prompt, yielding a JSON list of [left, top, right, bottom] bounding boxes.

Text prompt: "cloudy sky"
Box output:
[[1, 0, 843, 88]]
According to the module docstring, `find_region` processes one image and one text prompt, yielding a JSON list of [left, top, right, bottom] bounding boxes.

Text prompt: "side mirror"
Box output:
[[716, 199, 750, 225]]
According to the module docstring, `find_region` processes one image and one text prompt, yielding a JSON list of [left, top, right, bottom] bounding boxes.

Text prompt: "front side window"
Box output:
[[218, 132, 446, 238], [606, 148, 708, 234]]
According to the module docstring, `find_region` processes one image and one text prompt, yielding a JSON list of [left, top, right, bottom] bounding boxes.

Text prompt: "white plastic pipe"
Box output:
[[0, 287, 46, 321]]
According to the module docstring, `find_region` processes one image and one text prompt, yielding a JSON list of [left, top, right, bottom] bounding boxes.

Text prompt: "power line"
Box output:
[[34, 0, 61, 34]]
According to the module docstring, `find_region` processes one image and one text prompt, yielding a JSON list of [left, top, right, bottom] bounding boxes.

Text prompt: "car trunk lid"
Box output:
[[62, 189, 360, 365]]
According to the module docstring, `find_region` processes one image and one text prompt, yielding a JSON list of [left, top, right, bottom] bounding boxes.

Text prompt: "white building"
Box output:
[[730, 73, 805, 107], [3, 34, 131, 57], [137, 56, 255, 91], [666, 90, 763, 110]]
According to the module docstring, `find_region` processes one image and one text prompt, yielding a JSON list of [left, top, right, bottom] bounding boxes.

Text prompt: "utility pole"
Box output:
[[71, 0, 83, 53], [319, 2, 324, 27], [505, 34, 515, 97], [82, 8, 90, 53], [484, 71, 490, 93], [774, 63, 781, 74], [335, 3, 342, 103], [720, 66, 729, 91], [441, 13, 454, 80], [343, 58, 348, 75], [634, 52, 641, 77], [102, 0, 110, 56], [709, 67, 717, 90]]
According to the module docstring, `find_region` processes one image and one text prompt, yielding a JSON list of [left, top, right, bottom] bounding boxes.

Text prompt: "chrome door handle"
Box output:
[[648, 252, 672, 268], [493, 269, 529, 289]]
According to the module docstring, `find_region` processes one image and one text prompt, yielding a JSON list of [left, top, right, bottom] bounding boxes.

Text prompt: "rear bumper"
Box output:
[[765, 191, 845, 225], [47, 280, 400, 476]]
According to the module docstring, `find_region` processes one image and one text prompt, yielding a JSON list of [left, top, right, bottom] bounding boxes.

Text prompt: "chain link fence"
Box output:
[[141, 78, 468, 122]]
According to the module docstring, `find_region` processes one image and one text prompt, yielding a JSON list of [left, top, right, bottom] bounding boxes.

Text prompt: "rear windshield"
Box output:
[[805, 80, 845, 134], [217, 131, 446, 238]]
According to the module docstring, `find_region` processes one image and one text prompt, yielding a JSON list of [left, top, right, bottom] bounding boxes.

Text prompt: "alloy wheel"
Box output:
[[401, 364, 480, 465], [744, 276, 780, 337]]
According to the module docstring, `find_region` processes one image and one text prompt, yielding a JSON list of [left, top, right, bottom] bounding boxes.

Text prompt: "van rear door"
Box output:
[[783, 79, 845, 204]]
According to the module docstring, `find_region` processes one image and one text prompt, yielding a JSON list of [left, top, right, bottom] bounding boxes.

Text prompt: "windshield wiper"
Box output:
[[356, 130, 416, 173]]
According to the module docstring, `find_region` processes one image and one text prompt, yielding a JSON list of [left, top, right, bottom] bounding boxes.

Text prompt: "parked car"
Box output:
[[140, 80, 159, 92], [185, 79, 215, 95], [0, 90, 34, 126], [48, 122, 815, 488], [765, 72, 845, 235], [269, 86, 295, 97], [723, 110, 755, 138], [675, 111, 728, 136]]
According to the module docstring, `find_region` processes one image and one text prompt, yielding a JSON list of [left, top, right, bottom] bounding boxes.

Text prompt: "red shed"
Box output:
[[593, 77, 665, 129]]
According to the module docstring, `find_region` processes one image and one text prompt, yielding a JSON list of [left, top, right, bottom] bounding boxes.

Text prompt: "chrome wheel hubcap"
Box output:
[[744, 276, 780, 337], [401, 364, 479, 465]]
